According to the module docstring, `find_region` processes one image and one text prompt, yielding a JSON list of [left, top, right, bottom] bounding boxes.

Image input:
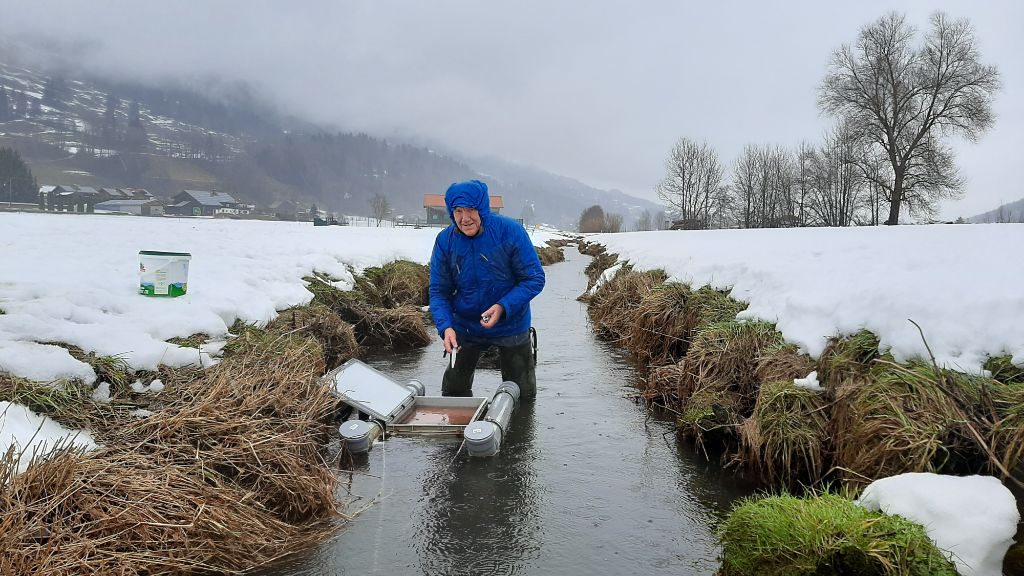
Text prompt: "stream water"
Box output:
[[258, 247, 756, 575]]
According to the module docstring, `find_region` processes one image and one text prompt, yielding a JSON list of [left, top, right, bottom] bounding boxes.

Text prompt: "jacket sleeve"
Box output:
[[496, 224, 545, 320], [428, 233, 455, 337]]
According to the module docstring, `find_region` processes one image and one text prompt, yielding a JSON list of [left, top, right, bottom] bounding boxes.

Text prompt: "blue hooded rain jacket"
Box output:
[[429, 180, 545, 341]]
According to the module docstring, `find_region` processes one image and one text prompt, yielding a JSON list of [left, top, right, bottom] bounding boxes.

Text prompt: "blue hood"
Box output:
[[444, 180, 491, 225]]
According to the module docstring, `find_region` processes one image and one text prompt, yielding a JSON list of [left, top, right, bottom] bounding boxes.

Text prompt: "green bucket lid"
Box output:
[[139, 250, 192, 257]]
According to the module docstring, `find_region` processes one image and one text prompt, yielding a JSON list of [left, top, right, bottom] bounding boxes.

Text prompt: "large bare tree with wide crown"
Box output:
[[819, 12, 1001, 224]]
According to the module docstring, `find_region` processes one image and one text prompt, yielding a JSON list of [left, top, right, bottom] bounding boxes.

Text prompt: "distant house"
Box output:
[[97, 187, 130, 202], [165, 189, 245, 217], [97, 187, 154, 202], [38, 185, 101, 213], [422, 194, 503, 227], [94, 198, 165, 216]]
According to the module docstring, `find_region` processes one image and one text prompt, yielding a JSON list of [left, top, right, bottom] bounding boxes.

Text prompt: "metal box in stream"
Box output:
[[326, 358, 487, 436]]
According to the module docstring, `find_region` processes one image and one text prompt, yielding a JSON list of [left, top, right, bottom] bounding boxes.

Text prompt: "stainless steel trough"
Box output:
[[326, 359, 489, 452]]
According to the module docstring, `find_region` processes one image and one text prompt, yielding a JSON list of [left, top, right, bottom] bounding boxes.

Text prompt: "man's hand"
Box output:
[[480, 304, 504, 329], [442, 327, 459, 353]]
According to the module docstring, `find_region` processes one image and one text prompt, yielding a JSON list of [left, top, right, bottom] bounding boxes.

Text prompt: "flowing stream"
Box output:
[[258, 247, 755, 575]]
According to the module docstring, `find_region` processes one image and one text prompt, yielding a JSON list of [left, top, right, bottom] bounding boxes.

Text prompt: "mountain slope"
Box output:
[[0, 59, 661, 229], [967, 197, 1024, 223]]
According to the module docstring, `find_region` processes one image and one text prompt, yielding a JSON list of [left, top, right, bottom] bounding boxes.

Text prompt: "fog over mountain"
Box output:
[[0, 0, 1021, 220], [968, 197, 1024, 224]]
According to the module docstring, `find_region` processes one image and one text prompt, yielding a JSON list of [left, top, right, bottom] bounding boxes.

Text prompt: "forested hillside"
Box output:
[[0, 59, 661, 228]]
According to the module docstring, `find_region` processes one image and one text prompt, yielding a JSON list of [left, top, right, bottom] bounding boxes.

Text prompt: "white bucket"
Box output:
[[139, 250, 191, 297]]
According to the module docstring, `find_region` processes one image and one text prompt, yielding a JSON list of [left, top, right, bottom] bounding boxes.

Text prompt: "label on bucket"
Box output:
[[139, 251, 191, 297]]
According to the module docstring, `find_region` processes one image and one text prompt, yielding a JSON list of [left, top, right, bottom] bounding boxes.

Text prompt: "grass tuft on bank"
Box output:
[[581, 252, 1024, 491], [718, 492, 959, 576], [0, 258, 440, 574], [167, 332, 210, 349], [1, 319, 340, 575], [536, 244, 565, 266], [740, 378, 830, 488], [304, 261, 432, 350]]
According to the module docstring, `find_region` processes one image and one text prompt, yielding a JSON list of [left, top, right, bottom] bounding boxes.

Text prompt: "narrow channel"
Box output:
[[260, 247, 756, 575]]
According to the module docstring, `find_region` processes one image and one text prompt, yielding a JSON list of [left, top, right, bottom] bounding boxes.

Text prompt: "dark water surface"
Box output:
[[259, 248, 755, 575]]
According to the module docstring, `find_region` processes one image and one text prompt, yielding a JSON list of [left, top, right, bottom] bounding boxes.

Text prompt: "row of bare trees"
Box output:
[[656, 11, 1000, 228], [656, 133, 884, 229], [577, 204, 671, 233]]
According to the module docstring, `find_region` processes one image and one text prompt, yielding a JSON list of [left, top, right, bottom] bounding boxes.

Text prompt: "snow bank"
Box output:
[[858, 473, 1019, 576], [591, 224, 1024, 372]]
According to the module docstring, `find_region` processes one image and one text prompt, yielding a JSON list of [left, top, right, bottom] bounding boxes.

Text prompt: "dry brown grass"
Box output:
[[680, 320, 786, 412], [757, 344, 816, 385], [830, 361, 991, 489], [335, 305, 432, 349], [0, 328, 342, 575], [269, 304, 360, 369], [642, 361, 688, 404], [306, 271, 432, 350], [671, 320, 786, 456], [587, 267, 667, 342], [166, 333, 210, 348], [363, 260, 430, 307], [582, 251, 618, 293], [0, 376, 128, 437], [536, 245, 565, 266], [627, 283, 747, 370], [990, 383, 1024, 476], [577, 240, 607, 257]]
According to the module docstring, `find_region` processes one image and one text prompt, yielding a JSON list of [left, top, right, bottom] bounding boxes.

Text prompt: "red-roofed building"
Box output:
[[423, 194, 503, 226]]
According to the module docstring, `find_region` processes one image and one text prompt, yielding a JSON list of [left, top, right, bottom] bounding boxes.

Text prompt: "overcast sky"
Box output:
[[1, 1, 1020, 219]]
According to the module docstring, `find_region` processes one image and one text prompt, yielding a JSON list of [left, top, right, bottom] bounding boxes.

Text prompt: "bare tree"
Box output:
[[807, 121, 864, 226], [603, 212, 623, 233], [730, 144, 796, 228], [370, 193, 390, 226], [819, 12, 1000, 224], [634, 209, 653, 231], [656, 138, 724, 228], [732, 144, 760, 228], [760, 145, 796, 227], [794, 142, 816, 226]]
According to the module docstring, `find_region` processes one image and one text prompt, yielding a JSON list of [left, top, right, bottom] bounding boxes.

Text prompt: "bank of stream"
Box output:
[[258, 247, 757, 575]]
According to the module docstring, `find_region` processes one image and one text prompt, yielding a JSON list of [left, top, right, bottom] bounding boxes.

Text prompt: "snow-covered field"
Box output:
[[0, 212, 563, 383], [590, 223, 1024, 373], [0, 213, 1020, 575]]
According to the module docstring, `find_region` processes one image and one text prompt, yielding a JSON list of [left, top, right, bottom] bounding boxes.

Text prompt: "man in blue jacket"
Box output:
[[429, 180, 545, 401]]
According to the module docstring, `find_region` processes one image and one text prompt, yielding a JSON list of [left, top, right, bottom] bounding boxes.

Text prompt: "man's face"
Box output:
[[453, 206, 481, 237]]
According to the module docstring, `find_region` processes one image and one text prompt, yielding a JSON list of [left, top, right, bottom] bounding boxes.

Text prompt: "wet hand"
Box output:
[[442, 328, 459, 353], [480, 304, 504, 329]]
